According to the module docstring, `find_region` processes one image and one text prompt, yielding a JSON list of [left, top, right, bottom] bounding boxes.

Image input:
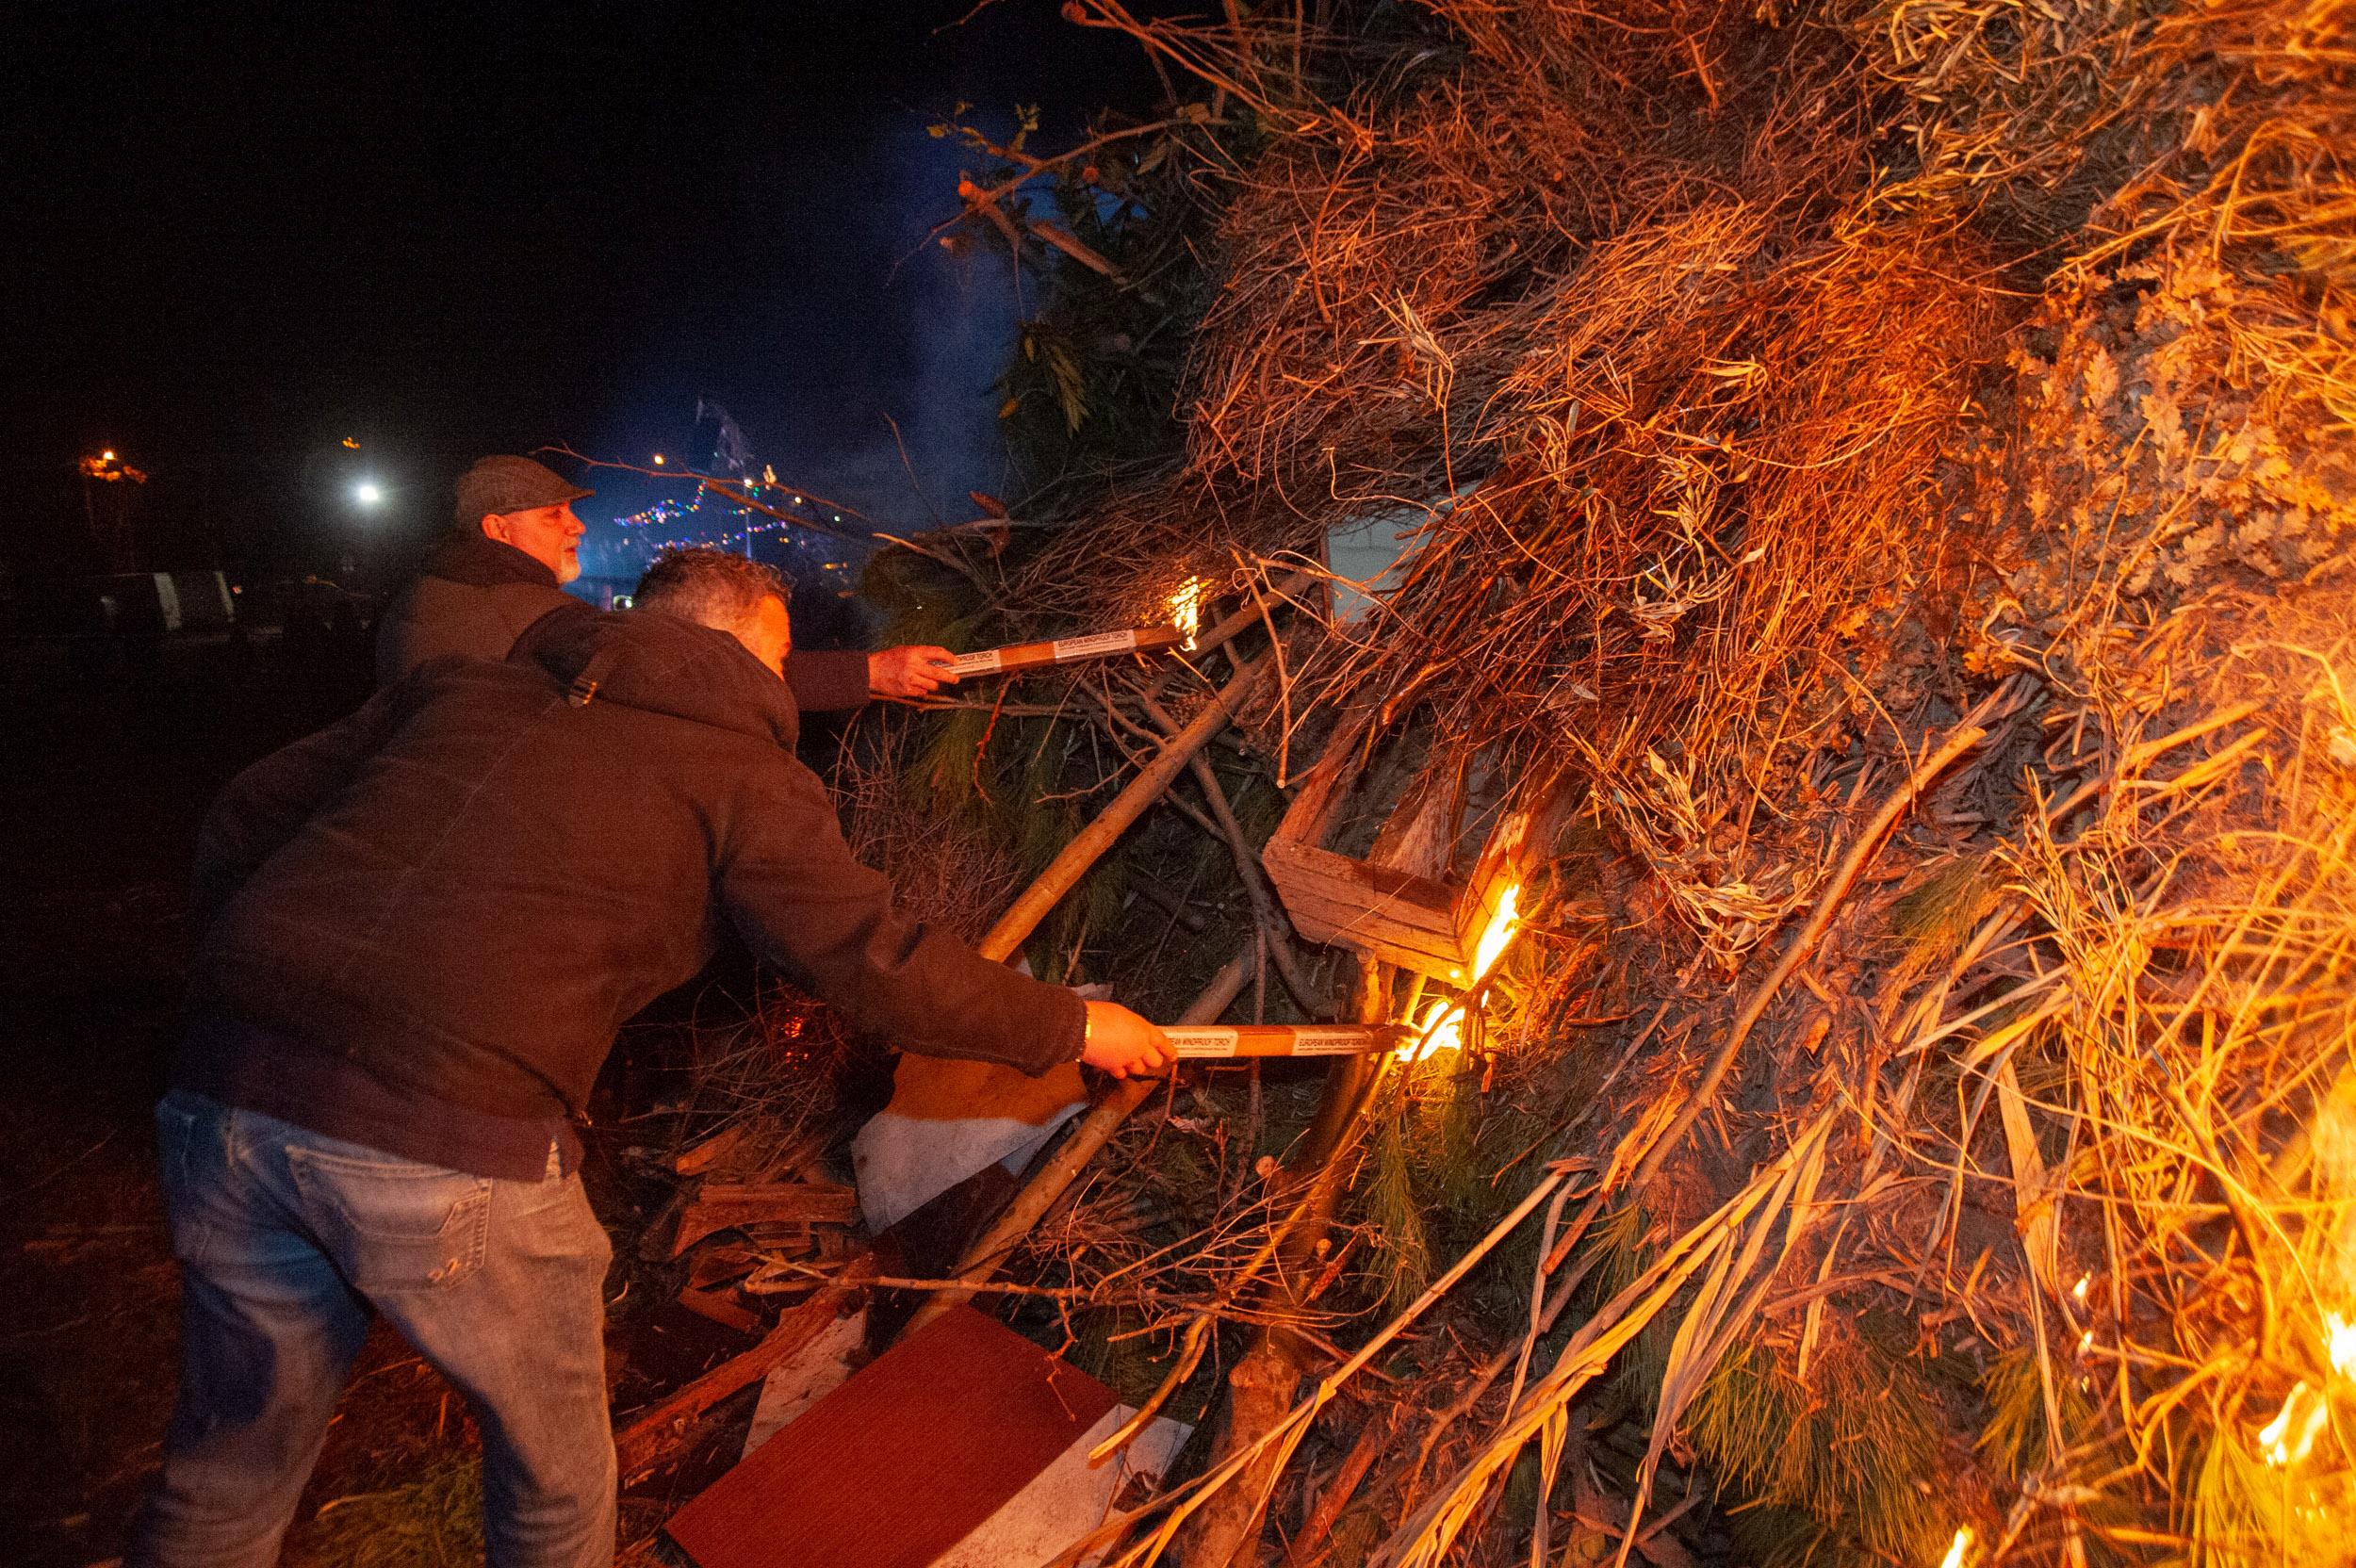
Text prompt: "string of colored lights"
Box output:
[[609, 477, 856, 558]]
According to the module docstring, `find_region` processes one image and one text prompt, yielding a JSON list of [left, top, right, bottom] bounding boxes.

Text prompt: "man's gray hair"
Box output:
[[635, 548, 788, 631]]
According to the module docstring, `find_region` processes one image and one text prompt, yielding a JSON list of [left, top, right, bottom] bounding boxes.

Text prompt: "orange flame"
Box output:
[[1169, 577, 1203, 649], [1399, 882, 1524, 1063]]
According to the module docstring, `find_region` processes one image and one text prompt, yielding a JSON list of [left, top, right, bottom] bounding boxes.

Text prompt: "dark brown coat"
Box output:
[[188, 609, 1082, 1147], [374, 532, 871, 711]]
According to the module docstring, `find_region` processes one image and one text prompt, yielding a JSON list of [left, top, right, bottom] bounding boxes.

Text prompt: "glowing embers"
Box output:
[[1397, 881, 1522, 1064], [1167, 576, 1203, 650]]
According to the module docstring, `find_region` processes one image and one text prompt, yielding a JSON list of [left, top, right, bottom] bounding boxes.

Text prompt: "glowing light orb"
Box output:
[[352, 481, 384, 507]]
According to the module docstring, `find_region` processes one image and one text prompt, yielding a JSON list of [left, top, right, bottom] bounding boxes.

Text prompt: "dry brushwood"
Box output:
[[686, 2, 2356, 1562]]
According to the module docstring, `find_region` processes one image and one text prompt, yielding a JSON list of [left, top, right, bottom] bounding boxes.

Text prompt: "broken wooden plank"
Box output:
[[664, 1306, 1118, 1568], [670, 1182, 860, 1258], [687, 1243, 760, 1291], [673, 1122, 756, 1177], [614, 1261, 873, 1488], [677, 1285, 761, 1335]]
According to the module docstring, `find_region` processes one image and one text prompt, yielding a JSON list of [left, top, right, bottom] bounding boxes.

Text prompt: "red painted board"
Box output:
[[664, 1305, 1120, 1568]]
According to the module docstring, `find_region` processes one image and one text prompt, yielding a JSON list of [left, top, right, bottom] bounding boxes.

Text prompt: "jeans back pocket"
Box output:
[[286, 1144, 493, 1293]]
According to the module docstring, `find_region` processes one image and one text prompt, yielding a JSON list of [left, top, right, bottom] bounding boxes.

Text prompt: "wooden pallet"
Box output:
[[1263, 714, 1544, 981]]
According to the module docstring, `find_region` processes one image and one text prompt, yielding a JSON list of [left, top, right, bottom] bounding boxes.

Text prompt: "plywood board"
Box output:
[[665, 1306, 1119, 1568]]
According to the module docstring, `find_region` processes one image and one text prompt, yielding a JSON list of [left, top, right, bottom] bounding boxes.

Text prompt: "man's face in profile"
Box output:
[[742, 594, 793, 678], [483, 502, 585, 583]]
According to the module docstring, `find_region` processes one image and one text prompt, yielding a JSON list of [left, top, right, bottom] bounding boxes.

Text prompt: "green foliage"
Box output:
[[1009, 321, 1092, 434], [932, 101, 1222, 491], [1366, 1112, 1432, 1310], [1973, 1344, 2102, 1484], [1886, 852, 1999, 980], [1683, 1334, 1946, 1568], [306, 1454, 483, 1568]]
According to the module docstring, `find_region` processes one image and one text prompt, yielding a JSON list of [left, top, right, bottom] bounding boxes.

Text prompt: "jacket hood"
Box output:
[[423, 531, 560, 590], [512, 608, 799, 748]]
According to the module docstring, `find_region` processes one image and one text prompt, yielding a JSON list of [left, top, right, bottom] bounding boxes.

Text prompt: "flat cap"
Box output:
[[454, 455, 593, 526]]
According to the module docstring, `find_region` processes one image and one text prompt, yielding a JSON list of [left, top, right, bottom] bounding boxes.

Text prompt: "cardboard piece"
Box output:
[[851, 1058, 1087, 1233]]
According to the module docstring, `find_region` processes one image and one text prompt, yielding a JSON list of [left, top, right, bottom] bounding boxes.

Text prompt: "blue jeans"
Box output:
[[129, 1090, 616, 1568]]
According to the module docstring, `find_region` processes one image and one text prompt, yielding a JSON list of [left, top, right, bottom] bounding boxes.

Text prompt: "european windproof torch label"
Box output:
[[1050, 629, 1141, 662], [1165, 1026, 1390, 1059], [952, 626, 1180, 680]]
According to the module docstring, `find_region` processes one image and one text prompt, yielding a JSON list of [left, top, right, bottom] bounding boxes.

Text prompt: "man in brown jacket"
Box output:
[[375, 453, 960, 706], [132, 547, 1169, 1568]]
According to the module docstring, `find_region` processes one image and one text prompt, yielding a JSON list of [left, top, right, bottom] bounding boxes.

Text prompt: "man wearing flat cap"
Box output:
[[376, 454, 958, 705]]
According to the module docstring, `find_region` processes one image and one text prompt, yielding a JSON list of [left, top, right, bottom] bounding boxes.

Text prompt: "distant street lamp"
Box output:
[[352, 480, 384, 508]]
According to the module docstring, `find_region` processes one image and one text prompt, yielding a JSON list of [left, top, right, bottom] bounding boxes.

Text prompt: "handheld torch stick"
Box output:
[[952, 624, 1187, 679], [1163, 1024, 1405, 1060]]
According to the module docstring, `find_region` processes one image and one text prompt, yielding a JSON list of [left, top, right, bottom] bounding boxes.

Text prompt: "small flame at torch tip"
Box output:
[[1399, 885, 1524, 1063], [1400, 1000, 1465, 1063], [1168, 577, 1203, 650], [1939, 1526, 1972, 1568]]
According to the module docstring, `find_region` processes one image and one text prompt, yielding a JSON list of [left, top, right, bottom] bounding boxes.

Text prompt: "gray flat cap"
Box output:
[[454, 455, 593, 526]]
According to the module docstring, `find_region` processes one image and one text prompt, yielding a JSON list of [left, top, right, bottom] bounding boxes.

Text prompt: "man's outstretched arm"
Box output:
[[782, 645, 960, 710], [717, 757, 1167, 1077]]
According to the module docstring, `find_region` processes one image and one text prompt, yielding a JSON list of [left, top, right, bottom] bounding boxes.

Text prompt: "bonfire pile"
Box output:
[[703, 3, 2356, 1563]]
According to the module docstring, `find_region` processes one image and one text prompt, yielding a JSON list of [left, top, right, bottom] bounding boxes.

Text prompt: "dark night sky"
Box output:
[[2, 2, 1162, 576]]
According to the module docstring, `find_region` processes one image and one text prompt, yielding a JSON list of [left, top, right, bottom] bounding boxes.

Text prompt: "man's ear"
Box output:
[[479, 514, 505, 542]]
